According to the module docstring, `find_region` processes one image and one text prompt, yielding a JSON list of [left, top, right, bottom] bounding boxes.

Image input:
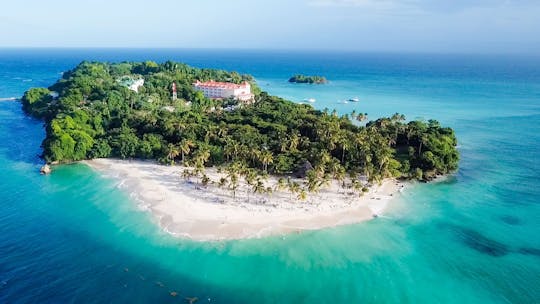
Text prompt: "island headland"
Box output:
[[21, 61, 459, 240]]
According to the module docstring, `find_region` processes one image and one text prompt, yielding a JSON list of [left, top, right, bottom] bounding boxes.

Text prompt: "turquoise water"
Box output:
[[1, 49, 539, 303]]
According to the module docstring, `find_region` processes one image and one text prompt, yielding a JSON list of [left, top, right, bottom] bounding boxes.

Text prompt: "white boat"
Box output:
[[348, 97, 360, 102], [304, 98, 316, 103]]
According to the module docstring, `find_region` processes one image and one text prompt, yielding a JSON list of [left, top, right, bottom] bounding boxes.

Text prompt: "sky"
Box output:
[[1, 0, 539, 53]]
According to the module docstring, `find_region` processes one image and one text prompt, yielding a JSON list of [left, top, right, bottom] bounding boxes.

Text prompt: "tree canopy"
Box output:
[[22, 61, 458, 182], [288, 74, 328, 84]]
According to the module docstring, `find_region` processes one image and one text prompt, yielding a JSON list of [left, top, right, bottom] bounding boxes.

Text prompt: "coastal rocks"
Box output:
[[293, 161, 314, 178], [40, 164, 51, 175]]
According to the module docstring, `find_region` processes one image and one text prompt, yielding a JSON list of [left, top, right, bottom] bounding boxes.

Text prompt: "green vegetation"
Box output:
[[288, 74, 328, 84], [21, 87, 52, 118], [22, 61, 458, 182]]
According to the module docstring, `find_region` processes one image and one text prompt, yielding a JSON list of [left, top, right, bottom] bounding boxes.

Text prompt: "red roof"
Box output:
[[193, 80, 249, 90]]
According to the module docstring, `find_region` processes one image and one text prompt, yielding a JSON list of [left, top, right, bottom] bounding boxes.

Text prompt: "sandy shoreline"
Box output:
[[83, 159, 404, 241]]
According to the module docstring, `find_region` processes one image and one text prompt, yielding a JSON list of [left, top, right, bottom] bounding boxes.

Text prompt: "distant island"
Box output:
[[288, 74, 328, 84], [21, 61, 459, 239]]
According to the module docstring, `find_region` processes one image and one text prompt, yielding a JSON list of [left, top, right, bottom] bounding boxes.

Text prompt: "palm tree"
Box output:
[[335, 166, 346, 191], [217, 124, 228, 138], [251, 148, 261, 168], [418, 134, 429, 156], [275, 177, 288, 192], [166, 143, 180, 164], [191, 145, 211, 168], [204, 126, 218, 143], [357, 113, 368, 122], [329, 161, 341, 179], [351, 110, 357, 120], [289, 133, 300, 152], [189, 146, 210, 185], [226, 162, 243, 199], [228, 171, 239, 198], [319, 151, 332, 166], [306, 170, 320, 193], [288, 180, 300, 201], [340, 137, 350, 163], [252, 177, 266, 196], [297, 188, 308, 201], [352, 180, 363, 196], [201, 174, 211, 187], [391, 113, 406, 123], [179, 139, 194, 164], [224, 138, 240, 162], [319, 173, 332, 189], [181, 168, 193, 181], [218, 177, 228, 189], [259, 150, 273, 172], [244, 169, 257, 203]]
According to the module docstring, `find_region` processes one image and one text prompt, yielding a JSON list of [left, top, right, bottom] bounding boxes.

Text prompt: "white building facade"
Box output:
[[193, 80, 253, 102], [117, 76, 145, 93]]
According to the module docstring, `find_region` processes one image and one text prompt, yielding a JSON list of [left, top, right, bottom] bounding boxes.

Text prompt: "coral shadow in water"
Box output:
[[517, 247, 540, 257], [499, 215, 521, 226], [438, 223, 510, 257]]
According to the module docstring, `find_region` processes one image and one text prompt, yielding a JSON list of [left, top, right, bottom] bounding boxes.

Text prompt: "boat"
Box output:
[[348, 97, 360, 102], [304, 98, 316, 103]]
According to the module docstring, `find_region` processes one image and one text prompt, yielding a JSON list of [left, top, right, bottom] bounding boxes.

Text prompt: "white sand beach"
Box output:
[[84, 159, 403, 241]]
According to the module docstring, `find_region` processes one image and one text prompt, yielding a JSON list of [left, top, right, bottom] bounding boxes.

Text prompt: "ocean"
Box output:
[[0, 49, 539, 303]]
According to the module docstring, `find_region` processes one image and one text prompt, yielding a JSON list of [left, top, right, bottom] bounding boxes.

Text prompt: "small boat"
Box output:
[[348, 97, 360, 102], [304, 98, 316, 103]]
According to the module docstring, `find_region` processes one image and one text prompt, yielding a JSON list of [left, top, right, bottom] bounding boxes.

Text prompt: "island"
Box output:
[[288, 74, 328, 84], [21, 61, 459, 240]]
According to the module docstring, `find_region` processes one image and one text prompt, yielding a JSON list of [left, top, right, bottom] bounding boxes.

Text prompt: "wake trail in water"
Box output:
[[0, 97, 18, 102]]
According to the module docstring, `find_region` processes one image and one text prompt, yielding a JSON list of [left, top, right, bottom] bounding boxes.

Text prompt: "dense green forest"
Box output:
[[22, 61, 458, 182], [288, 74, 328, 84]]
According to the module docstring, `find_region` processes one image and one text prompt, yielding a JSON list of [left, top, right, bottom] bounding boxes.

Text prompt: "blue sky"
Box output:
[[1, 0, 539, 53]]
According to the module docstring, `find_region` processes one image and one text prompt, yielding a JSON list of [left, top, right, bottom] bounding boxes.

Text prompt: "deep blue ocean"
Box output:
[[1, 49, 539, 303]]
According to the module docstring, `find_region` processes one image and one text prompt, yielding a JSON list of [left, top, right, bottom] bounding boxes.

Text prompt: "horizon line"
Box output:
[[0, 46, 538, 57]]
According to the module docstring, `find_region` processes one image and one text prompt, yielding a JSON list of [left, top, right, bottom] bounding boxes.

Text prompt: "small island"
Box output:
[[288, 74, 328, 84], [21, 61, 459, 240]]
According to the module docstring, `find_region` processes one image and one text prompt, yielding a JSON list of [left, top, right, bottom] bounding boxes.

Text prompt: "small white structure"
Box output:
[[118, 76, 145, 93], [193, 80, 253, 102]]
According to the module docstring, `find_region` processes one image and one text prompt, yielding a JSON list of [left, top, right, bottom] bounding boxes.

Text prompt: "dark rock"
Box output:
[[293, 161, 314, 178], [40, 164, 51, 175]]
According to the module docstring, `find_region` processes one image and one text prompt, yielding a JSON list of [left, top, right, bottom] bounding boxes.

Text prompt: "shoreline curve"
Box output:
[[83, 158, 404, 241]]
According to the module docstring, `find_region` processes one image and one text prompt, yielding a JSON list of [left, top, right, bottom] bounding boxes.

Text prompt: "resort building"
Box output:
[[193, 80, 254, 102]]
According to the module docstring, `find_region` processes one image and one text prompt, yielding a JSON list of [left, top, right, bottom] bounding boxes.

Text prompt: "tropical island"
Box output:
[[21, 61, 459, 240], [288, 74, 328, 84]]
